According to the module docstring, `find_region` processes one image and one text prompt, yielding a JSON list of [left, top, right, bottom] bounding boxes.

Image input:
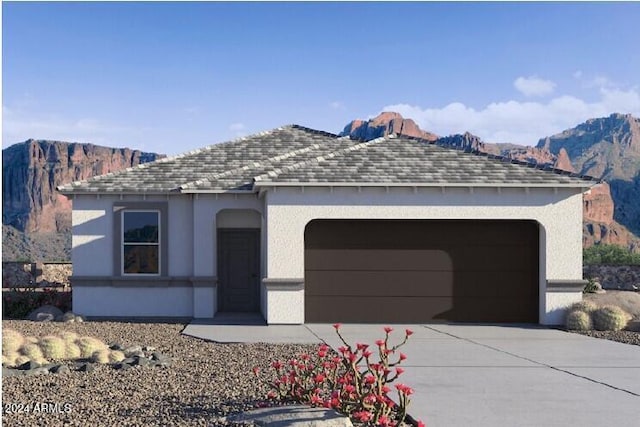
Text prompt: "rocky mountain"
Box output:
[[343, 112, 640, 252], [536, 113, 640, 241], [341, 111, 438, 141], [2, 140, 163, 261]]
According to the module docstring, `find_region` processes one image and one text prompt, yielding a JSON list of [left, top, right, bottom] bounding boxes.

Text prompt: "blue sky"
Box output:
[[3, 2, 640, 155]]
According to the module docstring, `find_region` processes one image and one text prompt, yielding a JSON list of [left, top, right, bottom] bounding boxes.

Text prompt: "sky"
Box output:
[[3, 2, 640, 155]]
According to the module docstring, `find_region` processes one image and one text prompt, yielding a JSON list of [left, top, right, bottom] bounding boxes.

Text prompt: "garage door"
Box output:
[[304, 219, 539, 323]]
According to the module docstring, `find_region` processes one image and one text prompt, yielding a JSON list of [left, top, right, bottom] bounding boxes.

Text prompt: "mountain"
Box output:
[[343, 112, 640, 252], [341, 111, 438, 141], [536, 113, 640, 240], [2, 139, 163, 261]]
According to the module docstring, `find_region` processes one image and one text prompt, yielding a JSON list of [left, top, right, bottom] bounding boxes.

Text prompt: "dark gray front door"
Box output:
[[218, 229, 260, 312]]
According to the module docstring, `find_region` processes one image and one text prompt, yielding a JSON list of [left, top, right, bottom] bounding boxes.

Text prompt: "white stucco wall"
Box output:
[[71, 193, 265, 318], [73, 286, 193, 317], [263, 186, 585, 324]]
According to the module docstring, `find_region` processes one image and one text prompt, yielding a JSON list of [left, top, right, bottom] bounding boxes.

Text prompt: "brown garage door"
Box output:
[[304, 219, 539, 323]]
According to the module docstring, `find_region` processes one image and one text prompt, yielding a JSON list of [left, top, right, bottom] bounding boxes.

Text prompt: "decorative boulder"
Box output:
[[27, 305, 64, 322]]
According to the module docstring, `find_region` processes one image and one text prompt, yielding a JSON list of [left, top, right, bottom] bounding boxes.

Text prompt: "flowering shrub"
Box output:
[[2, 286, 72, 319], [254, 324, 425, 426]]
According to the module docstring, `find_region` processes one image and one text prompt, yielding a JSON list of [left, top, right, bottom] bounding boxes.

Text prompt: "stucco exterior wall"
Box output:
[[73, 286, 193, 317], [264, 186, 585, 324], [71, 193, 264, 318]]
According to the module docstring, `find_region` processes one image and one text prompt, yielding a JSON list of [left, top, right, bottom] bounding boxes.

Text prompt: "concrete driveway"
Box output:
[[183, 322, 640, 426]]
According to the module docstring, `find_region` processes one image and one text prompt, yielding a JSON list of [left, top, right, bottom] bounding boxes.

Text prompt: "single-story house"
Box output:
[[58, 125, 597, 325]]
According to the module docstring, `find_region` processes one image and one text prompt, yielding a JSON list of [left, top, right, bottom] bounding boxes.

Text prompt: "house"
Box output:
[[57, 125, 597, 325]]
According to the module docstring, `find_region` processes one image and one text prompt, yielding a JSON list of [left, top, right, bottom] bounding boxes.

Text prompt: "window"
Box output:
[[122, 210, 160, 275]]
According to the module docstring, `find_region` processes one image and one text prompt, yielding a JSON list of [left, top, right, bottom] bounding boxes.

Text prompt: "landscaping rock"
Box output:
[[50, 364, 71, 375], [113, 362, 133, 371], [109, 343, 124, 351], [123, 345, 143, 356], [151, 352, 170, 363], [76, 362, 96, 372], [227, 405, 354, 427], [61, 311, 77, 323], [27, 305, 64, 322], [24, 367, 50, 376], [143, 346, 156, 352], [3, 367, 23, 378], [131, 356, 151, 367], [17, 360, 42, 371]]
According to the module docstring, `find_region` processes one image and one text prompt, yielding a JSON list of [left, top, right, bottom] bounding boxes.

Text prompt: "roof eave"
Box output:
[[252, 181, 598, 190]]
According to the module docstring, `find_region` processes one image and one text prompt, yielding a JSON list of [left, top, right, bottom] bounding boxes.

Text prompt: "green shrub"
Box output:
[[2, 351, 20, 367], [570, 300, 598, 314], [91, 349, 111, 364], [20, 343, 45, 360], [2, 329, 24, 353], [59, 331, 79, 343], [13, 355, 31, 367], [2, 287, 72, 319], [109, 350, 126, 363], [65, 342, 82, 359], [584, 244, 640, 266], [39, 336, 67, 359], [76, 336, 108, 358], [565, 310, 593, 330], [593, 305, 632, 331]]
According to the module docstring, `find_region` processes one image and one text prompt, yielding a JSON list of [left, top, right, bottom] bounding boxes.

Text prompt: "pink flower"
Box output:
[[313, 373, 325, 383], [375, 339, 385, 347], [417, 421, 426, 427], [363, 349, 373, 358], [252, 367, 260, 376], [399, 352, 407, 361], [364, 375, 376, 384], [405, 328, 414, 336], [271, 361, 282, 370], [353, 410, 373, 422], [333, 323, 342, 330], [384, 326, 394, 333]]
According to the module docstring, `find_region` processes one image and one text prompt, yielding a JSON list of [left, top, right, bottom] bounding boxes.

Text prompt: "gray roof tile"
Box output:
[[58, 126, 597, 194]]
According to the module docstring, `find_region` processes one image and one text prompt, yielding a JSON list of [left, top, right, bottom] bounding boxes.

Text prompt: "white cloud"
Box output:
[[514, 76, 556, 97], [382, 83, 640, 146], [329, 101, 345, 110]]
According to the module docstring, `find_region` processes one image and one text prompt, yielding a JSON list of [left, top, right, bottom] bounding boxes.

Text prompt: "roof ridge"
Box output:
[[252, 135, 390, 183], [58, 125, 336, 191], [179, 142, 324, 190], [392, 134, 600, 183]]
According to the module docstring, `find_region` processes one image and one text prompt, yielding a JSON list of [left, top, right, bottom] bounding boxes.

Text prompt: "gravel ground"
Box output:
[[571, 329, 640, 346], [1, 320, 317, 427]]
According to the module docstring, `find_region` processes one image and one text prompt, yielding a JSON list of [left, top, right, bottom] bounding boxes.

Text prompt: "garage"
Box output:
[[304, 219, 539, 323]]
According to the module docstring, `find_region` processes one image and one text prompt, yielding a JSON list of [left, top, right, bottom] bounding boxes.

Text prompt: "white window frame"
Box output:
[[121, 209, 161, 276]]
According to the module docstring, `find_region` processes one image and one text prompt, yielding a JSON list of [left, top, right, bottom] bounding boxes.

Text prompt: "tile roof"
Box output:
[[58, 125, 598, 194]]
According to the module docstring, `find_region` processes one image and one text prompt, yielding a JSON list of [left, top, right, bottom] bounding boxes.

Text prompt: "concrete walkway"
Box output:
[[183, 321, 640, 427]]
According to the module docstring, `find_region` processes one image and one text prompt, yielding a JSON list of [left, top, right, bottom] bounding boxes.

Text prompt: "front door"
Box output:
[[218, 229, 260, 312]]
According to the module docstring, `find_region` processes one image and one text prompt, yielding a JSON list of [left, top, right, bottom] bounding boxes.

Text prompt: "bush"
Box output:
[[584, 245, 640, 266], [39, 336, 67, 359], [254, 325, 425, 426], [565, 310, 593, 331], [3, 351, 20, 367], [570, 300, 598, 314], [2, 329, 24, 353], [2, 286, 72, 319], [59, 331, 79, 343], [76, 336, 108, 358], [20, 342, 46, 360], [65, 342, 82, 359], [109, 350, 126, 363], [593, 305, 632, 331], [91, 349, 111, 364]]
